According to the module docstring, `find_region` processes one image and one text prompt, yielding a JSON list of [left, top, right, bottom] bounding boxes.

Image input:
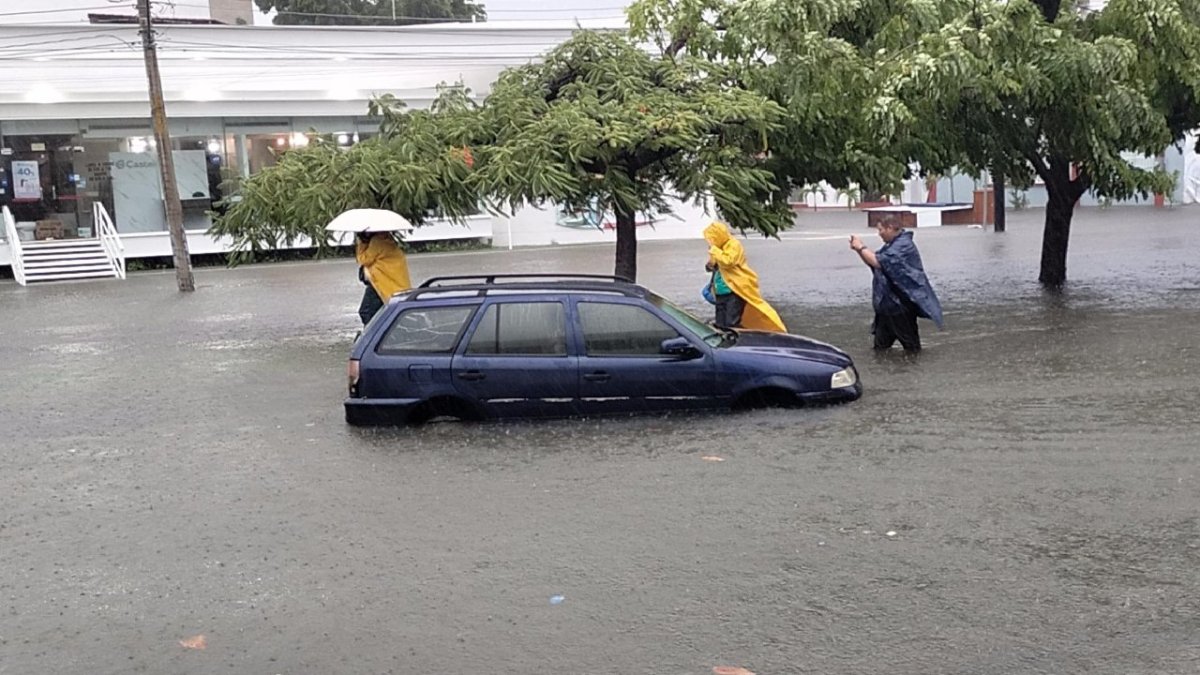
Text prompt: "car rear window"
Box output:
[[465, 302, 568, 356], [376, 305, 477, 355]]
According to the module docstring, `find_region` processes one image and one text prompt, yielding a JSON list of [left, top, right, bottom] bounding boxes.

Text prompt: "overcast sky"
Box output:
[[0, 0, 630, 25]]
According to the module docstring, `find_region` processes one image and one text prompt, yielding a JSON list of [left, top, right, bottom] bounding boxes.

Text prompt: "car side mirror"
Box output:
[[660, 336, 702, 359]]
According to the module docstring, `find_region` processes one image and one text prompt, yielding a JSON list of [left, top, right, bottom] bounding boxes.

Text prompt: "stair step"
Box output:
[[25, 264, 114, 271], [21, 239, 103, 249], [21, 245, 106, 254], [24, 260, 113, 270], [22, 254, 109, 264], [24, 270, 120, 282]]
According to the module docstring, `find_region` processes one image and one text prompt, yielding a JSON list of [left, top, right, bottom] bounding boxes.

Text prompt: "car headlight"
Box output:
[[830, 367, 857, 389]]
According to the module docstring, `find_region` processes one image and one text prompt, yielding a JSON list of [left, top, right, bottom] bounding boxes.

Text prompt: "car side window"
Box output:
[[578, 302, 680, 356], [376, 305, 477, 355], [466, 302, 568, 356]]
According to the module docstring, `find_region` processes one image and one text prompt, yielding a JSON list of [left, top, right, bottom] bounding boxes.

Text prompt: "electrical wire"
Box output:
[[0, 6, 119, 19], [164, 0, 628, 22]]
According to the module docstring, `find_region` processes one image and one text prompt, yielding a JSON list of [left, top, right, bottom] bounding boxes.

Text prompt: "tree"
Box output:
[[627, 0, 968, 221], [209, 89, 481, 260], [254, 0, 484, 26], [632, 0, 1200, 286], [874, 0, 1200, 286], [474, 30, 790, 282]]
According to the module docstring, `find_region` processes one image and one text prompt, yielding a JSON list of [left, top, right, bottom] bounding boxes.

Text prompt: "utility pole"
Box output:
[[138, 0, 195, 292], [391, 0, 397, 21], [993, 170, 1006, 233]]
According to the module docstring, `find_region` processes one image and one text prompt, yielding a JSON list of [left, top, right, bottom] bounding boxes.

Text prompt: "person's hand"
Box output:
[[705, 261, 716, 273], [849, 235, 865, 252]]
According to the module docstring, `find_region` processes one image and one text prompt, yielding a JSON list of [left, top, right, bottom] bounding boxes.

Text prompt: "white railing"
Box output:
[[2, 205, 27, 286], [93, 202, 126, 279]]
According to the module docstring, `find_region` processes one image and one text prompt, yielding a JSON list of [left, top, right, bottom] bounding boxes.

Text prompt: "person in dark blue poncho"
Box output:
[[849, 216, 944, 352]]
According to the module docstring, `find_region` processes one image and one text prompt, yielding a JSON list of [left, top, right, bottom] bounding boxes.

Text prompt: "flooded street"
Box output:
[[2, 207, 1198, 674]]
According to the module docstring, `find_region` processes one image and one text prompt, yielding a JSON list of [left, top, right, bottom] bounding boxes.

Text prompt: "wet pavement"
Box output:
[[2, 207, 1198, 674]]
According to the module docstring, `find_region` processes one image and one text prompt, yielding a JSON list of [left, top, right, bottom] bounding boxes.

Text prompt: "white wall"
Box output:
[[490, 198, 718, 249]]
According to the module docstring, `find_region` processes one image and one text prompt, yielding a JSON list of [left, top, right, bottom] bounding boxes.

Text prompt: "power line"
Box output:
[[165, 0, 627, 22], [0, 6, 119, 19]]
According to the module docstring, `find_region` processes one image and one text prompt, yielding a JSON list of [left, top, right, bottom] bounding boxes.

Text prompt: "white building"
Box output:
[[0, 17, 717, 282]]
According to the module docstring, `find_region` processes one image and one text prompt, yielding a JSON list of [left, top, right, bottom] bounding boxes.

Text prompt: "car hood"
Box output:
[[720, 330, 853, 367]]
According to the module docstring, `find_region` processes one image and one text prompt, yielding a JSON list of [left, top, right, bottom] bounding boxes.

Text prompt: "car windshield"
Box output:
[[647, 293, 734, 348]]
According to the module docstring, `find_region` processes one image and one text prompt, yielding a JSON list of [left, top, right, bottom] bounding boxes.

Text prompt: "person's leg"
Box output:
[[725, 293, 746, 328], [894, 308, 922, 352], [873, 313, 898, 350], [358, 285, 384, 325], [714, 293, 734, 328]]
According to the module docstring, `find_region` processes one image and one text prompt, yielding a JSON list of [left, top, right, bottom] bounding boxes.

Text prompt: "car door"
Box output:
[[451, 298, 580, 419], [362, 302, 480, 401], [573, 298, 718, 415]]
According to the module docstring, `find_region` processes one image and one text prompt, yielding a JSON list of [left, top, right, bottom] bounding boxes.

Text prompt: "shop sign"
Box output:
[[12, 160, 41, 200]]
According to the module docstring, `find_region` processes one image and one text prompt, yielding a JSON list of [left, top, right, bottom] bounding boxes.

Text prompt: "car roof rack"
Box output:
[[418, 274, 633, 288]]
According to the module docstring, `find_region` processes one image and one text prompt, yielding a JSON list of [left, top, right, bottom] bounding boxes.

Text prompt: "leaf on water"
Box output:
[[179, 635, 207, 650], [713, 667, 755, 675], [700, 455, 726, 462]]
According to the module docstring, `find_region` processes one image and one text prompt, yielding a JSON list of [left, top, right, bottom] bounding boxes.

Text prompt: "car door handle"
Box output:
[[457, 371, 486, 381], [583, 372, 611, 382]]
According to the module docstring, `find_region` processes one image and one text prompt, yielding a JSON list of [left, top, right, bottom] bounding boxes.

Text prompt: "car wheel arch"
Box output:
[[409, 395, 485, 425], [731, 376, 804, 409]]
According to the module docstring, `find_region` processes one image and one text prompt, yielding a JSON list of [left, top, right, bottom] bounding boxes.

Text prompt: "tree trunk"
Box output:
[[1038, 156, 1089, 287], [1039, 192, 1074, 287], [993, 171, 1006, 233], [613, 203, 637, 282]]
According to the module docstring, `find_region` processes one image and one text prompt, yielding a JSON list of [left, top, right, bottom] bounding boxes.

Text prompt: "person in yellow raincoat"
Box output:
[[703, 221, 787, 332], [355, 232, 412, 325]]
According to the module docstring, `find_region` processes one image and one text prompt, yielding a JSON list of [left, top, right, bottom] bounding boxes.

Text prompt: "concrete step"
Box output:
[[21, 252, 110, 264], [24, 258, 112, 270], [20, 238, 103, 250], [23, 268, 120, 283]]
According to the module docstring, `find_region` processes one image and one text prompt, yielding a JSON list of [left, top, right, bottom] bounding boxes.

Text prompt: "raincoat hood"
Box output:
[[703, 221, 732, 247]]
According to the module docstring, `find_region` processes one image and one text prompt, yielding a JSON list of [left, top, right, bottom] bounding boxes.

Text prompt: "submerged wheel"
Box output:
[[408, 397, 482, 425], [733, 387, 801, 411]]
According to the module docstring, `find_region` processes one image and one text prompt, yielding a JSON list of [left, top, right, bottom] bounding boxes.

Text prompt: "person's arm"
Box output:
[[708, 242, 742, 267], [849, 235, 880, 270]]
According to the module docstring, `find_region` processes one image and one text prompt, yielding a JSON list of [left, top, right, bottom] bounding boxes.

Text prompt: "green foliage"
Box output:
[[876, 0, 1200, 201], [475, 30, 793, 278], [254, 0, 485, 26], [209, 91, 481, 263]]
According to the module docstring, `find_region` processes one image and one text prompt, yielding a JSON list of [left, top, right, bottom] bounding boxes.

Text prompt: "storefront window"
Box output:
[[1, 134, 87, 240]]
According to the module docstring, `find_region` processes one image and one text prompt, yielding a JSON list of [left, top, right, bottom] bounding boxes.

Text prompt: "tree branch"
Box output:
[[1030, 0, 1062, 22], [1070, 169, 1092, 200], [665, 29, 690, 59], [1024, 149, 1051, 184], [544, 66, 578, 103]]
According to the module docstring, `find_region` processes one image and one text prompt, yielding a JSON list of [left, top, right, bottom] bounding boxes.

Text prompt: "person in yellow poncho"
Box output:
[[703, 221, 787, 333], [355, 232, 412, 325]]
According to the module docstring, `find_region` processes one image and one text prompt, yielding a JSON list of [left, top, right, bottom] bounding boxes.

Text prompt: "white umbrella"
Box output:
[[324, 209, 415, 233]]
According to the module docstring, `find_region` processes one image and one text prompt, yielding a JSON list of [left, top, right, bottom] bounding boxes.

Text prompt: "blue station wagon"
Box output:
[[345, 275, 862, 425]]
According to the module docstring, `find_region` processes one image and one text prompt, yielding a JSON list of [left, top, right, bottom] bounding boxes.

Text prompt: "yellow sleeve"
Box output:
[[708, 241, 743, 267], [357, 236, 394, 267]]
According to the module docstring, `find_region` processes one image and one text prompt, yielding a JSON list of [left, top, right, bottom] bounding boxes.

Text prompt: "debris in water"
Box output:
[[179, 634, 207, 650], [713, 667, 755, 675], [549, 595, 565, 605], [886, 531, 897, 537], [700, 455, 726, 462]]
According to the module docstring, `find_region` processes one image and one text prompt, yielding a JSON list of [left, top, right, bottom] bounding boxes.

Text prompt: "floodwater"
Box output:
[[1, 207, 1198, 674]]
